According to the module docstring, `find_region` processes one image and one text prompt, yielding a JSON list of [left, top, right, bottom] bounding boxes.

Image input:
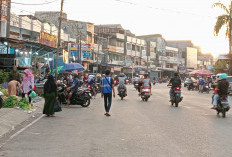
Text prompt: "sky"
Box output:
[[11, 0, 231, 57]]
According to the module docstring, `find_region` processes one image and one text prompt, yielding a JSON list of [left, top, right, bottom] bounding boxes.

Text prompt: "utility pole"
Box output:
[[79, 32, 82, 64], [6, 0, 11, 38], [106, 35, 110, 69], [55, 0, 64, 81]]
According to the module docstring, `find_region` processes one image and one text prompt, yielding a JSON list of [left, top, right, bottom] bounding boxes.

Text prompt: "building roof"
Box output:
[[137, 34, 163, 38]]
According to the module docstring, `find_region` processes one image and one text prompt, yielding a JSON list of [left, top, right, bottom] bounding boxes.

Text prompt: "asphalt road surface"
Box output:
[[1, 84, 232, 157]]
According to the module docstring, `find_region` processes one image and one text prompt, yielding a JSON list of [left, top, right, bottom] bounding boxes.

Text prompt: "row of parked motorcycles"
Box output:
[[186, 82, 210, 93]]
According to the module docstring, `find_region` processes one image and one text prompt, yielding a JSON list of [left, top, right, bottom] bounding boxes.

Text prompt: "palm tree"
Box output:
[[212, 1, 231, 54]]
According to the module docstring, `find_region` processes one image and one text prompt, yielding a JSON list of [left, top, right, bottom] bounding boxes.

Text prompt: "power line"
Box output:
[[114, 0, 217, 19], [11, 0, 59, 6]]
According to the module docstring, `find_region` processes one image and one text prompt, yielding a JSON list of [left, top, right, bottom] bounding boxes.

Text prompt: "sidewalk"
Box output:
[[0, 97, 44, 139]]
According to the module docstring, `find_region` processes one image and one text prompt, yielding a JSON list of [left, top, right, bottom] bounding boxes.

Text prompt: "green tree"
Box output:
[[212, 1, 231, 53], [213, 60, 228, 74]]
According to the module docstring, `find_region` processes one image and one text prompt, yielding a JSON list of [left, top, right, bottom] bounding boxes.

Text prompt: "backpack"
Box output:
[[172, 77, 181, 87]]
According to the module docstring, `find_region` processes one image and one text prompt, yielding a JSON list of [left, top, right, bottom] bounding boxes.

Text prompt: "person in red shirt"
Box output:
[[83, 73, 88, 85]]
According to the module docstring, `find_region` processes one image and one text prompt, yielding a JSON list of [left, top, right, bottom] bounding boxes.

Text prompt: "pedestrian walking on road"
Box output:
[[43, 75, 57, 117], [22, 69, 34, 110], [101, 70, 115, 116]]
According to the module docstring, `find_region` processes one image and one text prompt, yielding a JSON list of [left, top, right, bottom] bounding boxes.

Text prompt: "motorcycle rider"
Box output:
[[167, 72, 182, 101], [133, 74, 140, 86], [187, 77, 193, 89], [140, 74, 152, 95], [87, 75, 96, 98], [67, 73, 79, 105], [117, 73, 127, 96], [212, 73, 229, 109]]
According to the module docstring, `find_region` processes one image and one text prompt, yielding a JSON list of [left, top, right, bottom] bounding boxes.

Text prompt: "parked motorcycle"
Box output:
[[215, 96, 230, 117], [0, 91, 3, 109], [87, 84, 95, 98], [141, 88, 150, 101], [170, 87, 182, 107], [118, 85, 126, 100], [58, 83, 91, 107]]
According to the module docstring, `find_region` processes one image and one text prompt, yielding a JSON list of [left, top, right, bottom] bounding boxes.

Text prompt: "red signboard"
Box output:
[[40, 31, 57, 48]]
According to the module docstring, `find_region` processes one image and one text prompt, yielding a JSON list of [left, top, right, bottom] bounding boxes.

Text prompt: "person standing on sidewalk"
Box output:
[[43, 75, 57, 117], [22, 69, 34, 110], [101, 70, 115, 116]]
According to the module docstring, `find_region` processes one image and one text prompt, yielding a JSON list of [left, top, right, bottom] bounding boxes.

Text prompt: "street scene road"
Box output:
[[1, 84, 232, 157]]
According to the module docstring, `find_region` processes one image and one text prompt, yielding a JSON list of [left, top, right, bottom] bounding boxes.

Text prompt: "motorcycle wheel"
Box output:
[[171, 102, 174, 106], [145, 98, 148, 101], [121, 96, 123, 100], [175, 102, 179, 107], [222, 109, 226, 118], [81, 98, 90, 107]]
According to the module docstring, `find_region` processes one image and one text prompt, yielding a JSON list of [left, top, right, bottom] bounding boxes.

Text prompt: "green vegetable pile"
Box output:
[[0, 86, 8, 96], [17, 98, 30, 111], [2, 95, 18, 108]]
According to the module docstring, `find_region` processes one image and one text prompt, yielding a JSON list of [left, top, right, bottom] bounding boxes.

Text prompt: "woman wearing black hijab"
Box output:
[[43, 75, 57, 117]]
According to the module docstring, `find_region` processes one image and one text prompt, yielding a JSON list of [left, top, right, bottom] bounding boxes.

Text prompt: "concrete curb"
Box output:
[[0, 97, 44, 140]]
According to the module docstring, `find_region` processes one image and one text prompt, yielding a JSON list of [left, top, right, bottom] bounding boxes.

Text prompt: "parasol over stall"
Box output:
[[189, 69, 214, 76], [60, 63, 85, 72]]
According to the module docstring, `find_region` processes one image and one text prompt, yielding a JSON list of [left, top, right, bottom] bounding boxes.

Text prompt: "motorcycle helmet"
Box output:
[[219, 73, 227, 80]]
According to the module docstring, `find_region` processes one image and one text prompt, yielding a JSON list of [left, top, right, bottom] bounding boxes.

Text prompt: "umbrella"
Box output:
[[61, 63, 85, 72], [52, 66, 64, 74], [189, 69, 213, 76]]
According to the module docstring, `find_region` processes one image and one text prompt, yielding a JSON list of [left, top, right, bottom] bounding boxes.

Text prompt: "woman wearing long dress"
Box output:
[[22, 69, 34, 109], [43, 75, 57, 117]]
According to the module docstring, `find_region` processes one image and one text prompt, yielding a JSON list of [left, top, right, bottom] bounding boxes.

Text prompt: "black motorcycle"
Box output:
[[170, 87, 182, 107], [118, 85, 126, 100], [215, 96, 230, 117], [187, 83, 194, 91], [200, 83, 210, 93], [58, 83, 91, 107]]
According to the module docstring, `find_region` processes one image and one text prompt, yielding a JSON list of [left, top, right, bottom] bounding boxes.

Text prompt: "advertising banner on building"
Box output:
[[63, 49, 69, 64], [186, 47, 198, 69], [70, 43, 92, 58], [40, 32, 57, 48], [70, 43, 91, 52]]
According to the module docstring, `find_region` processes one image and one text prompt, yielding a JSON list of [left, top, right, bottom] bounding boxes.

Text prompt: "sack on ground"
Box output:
[[54, 101, 62, 112]]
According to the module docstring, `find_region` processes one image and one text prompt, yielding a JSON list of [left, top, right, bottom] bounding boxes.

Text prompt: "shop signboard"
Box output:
[[186, 47, 198, 69], [40, 32, 57, 48], [70, 43, 91, 52]]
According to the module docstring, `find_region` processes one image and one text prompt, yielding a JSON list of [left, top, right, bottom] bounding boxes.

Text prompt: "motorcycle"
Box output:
[[58, 83, 91, 107], [187, 83, 194, 91], [215, 96, 230, 117], [0, 91, 3, 109], [114, 80, 119, 86], [201, 83, 210, 93], [141, 88, 150, 101], [153, 80, 156, 85], [170, 86, 182, 107], [118, 85, 126, 100], [134, 81, 139, 90], [87, 84, 96, 98], [96, 83, 101, 93]]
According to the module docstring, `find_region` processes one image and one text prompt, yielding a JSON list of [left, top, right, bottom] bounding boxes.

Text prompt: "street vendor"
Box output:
[[8, 66, 21, 83]]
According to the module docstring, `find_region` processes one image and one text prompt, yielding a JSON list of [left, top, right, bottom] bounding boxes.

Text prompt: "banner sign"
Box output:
[[40, 32, 57, 48], [70, 43, 91, 52]]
